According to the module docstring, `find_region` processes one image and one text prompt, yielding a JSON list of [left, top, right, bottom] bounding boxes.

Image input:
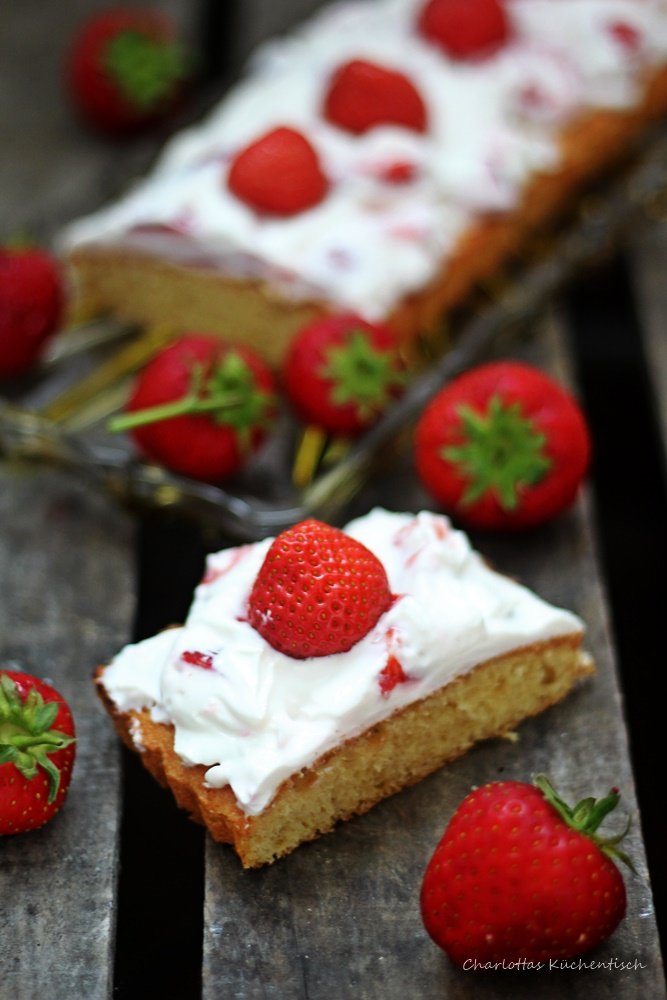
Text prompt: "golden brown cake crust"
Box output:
[[95, 633, 594, 867], [68, 64, 667, 363]]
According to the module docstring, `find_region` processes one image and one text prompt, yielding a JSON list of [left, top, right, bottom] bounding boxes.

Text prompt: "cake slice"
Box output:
[[62, 0, 667, 364], [95, 509, 594, 867]]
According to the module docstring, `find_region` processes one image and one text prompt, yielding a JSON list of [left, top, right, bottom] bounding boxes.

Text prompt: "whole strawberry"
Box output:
[[283, 314, 408, 437], [414, 361, 591, 531], [0, 670, 76, 835], [227, 126, 330, 216], [418, 0, 511, 61], [247, 519, 392, 658], [0, 246, 63, 379], [420, 777, 630, 965], [108, 334, 277, 482], [66, 7, 190, 135], [323, 59, 428, 134]]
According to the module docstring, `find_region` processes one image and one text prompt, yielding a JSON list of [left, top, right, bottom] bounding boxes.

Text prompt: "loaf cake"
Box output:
[[62, 0, 667, 364], [95, 509, 594, 867]]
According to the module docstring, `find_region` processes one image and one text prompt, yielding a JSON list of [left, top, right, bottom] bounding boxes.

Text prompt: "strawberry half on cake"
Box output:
[[95, 509, 593, 867]]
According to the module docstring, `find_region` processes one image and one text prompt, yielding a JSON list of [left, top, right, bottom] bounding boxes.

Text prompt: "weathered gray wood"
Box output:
[[202, 312, 665, 1000], [0, 3, 192, 999], [2, 1, 664, 996], [229, 0, 329, 69], [628, 220, 667, 451], [0, 468, 135, 1000], [0, 0, 197, 239]]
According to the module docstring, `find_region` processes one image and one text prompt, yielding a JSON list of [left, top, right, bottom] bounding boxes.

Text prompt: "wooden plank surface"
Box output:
[[0, 468, 135, 1000], [201, 313, 666, 1000], [0, 4, 193, 999], [1, 2, 666, 998], [0, 0, 195, 240], [229, 0, 328, 68], [628, 219, 667, 449]]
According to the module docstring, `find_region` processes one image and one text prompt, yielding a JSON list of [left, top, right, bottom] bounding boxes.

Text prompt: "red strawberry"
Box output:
[[414, 361, 591, 531], [417, 0, 511, 61], [108, 334, 277, 482], [377, 161, 420, 184], [247, 519, 392, 658], [420, 777, 630, 965], [0, 670, 76, 835], [610, 21, 642, 53], [378, 655, 409, 697], [323, 59, 428, 135], [227, 127, 329, 216], [0, 246, 63, 379], [66, 7, 190, 135], [283, 314, 408, 437]]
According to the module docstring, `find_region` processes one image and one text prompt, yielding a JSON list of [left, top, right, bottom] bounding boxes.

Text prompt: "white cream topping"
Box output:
[[102, 509, 583, 815], [61, 0, 667, 319]]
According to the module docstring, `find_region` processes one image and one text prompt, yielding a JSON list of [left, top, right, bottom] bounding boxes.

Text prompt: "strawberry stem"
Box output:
[[108, 389, 243, 432], [108, 351, 276, 444], [534, 774, 636, 873]]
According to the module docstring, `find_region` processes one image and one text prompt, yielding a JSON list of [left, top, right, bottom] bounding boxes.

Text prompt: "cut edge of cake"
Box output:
[[95, 632, 594, 867]]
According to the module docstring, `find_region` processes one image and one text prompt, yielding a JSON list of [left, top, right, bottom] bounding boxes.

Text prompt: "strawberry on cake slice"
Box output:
[[95, 509, 593, 867]]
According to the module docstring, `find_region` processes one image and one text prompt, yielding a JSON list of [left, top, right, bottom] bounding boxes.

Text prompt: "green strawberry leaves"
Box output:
[[105, 29, 188, 112], [207, 351, 276, 451], [534, 774, 635, 873], [444, 395, 552, 509], [0, 674, 75, 803], [321, 328, 407, 421]]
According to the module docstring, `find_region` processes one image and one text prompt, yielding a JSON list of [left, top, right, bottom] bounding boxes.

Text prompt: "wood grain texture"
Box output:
[[628, 219, 667, 449], [0, 0, 197, 239], [1, 1, 665, 997], [0, 469, 135, 1000], [228, 0, 328, 69], [0, 3, 189, 999], [201, 313, 666, 1000]]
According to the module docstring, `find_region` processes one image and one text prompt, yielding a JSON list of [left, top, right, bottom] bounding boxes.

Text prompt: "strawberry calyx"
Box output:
[[104, 29, 187, 112], [321, 329, 408, 422], [0, 674, 75, 803], [443, 394, 552, 510], [109, 350, 275, 451], [534, 774, 635, 872]]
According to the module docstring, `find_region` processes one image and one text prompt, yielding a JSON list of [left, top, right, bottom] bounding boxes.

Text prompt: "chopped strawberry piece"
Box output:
[[227, 126, 329, 216], [378, 655, 409, 697], [181, 650, 214, 670], [324, 59, 428, 134], [418, 0, 511, 61], [610, 21, 641, 52], [378, 161, 419, 184]]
